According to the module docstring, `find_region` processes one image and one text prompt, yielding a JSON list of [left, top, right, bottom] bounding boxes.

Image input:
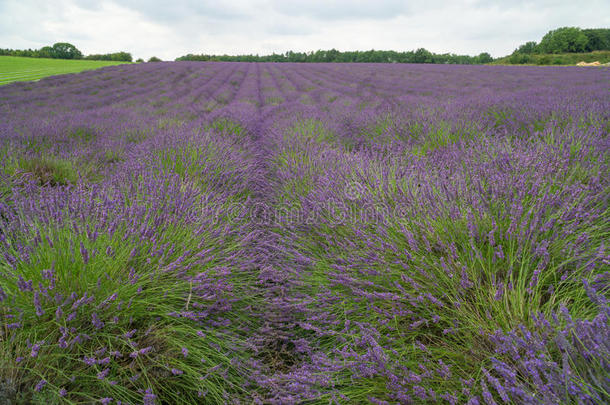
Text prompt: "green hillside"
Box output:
[[492, 50, 610, 66], [0, 56, 130, 85]]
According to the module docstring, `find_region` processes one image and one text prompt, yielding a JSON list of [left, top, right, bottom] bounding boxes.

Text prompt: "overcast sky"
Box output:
[[1, 0, 608, 60]]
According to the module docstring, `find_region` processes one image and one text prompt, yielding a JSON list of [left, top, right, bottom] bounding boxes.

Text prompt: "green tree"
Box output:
[[38, 46, 54, 58], [509, 53, 532, 64], [111, 52, 132, 62], [476, 52, 493, 64], [51, 42, 83, 59], [539, 27, 588, 53], [148, 56, 162, 62], [515, 41, 539, 54], [582, 28, 610, 51], [413, 48, 433, 63]]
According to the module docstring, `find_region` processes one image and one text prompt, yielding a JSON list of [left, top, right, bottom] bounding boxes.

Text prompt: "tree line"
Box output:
[[6, 27, 606, 67], [176, 48, 494, 64], [513, 27, 609, 55], [0, 42, 133, 62]]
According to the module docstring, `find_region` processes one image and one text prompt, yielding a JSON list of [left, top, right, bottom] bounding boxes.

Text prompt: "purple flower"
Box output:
[[92, 312, 104, 329], [80, 241, 89, 264], [143, 388, 157, 405], [34, 379, 46, 392], [97, 368, 110, 380], [30, 341, 44, 357], [123, 329, 137, 339]]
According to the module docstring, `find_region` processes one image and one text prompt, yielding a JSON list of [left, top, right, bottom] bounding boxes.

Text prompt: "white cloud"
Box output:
[[0, 0, 608, 60]]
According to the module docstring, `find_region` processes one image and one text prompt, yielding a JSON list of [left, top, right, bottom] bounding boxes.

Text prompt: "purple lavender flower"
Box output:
[[143, 388, 157, 405], [97, 368, 110, 380], [92, 312, 104, 329], [34, 379, 46, 392]]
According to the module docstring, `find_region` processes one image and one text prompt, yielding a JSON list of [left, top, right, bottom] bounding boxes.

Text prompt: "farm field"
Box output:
[[0, 62, 608, 404], [0, 56, 130, 85]]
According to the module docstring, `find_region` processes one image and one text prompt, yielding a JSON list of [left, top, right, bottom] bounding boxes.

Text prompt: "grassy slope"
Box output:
[[491, 50, 610, 65], [0, 56, 130, 85]]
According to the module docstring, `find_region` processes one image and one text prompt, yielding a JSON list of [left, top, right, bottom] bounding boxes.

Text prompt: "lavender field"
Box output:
[[0, 62, 608, 404]]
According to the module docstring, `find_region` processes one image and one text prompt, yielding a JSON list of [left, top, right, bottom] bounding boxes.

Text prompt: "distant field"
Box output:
[[0, 56, 130, 85]]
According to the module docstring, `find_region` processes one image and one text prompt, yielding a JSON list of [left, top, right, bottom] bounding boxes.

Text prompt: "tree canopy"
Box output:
[[85, 52, 132, 62], [511, 27, 610, 56], [50, 42, 83, 59], [539, 27, 589, 53], [0, 43, 132, 62], [176, 48, 493, 64]]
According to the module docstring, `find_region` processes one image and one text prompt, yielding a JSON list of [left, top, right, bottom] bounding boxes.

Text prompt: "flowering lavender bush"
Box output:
[[0, 62, 608, 404]]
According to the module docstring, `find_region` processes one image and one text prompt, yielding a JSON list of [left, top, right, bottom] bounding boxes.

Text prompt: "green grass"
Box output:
[[0, 56, 130, 85]]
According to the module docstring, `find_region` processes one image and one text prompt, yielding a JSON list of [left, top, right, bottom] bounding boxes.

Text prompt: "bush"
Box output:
[[509, 53, 532, 64]]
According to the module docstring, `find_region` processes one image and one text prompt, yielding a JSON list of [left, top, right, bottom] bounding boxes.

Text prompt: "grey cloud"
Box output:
[[110, 0, 249, 23], [266, 22, 314, 36], [270, 0, 409, 20], [1, 0, 609, 61]]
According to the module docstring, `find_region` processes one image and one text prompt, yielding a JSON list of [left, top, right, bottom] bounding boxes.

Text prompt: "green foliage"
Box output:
[[208, 118, 248, 140], [539, 27, 589, 53], [510, 27, 610, 63], [509, 53, 532, 64], [0, 218, 256, 403], [0, 44, 133, 62], [476, 52, 493, 63], [288, 118, 336, 144], [515, 41, 539, 54], [148, 56, 162, 62], [412, 47, 433, 63], [11, 155, 79, 186], [85, 52, 133, 62], [176, 48, 493, 64], [497, 50, 610, 66], [153, 141, 252, 201], [50, 42, 83, 59], [583, 28, 610, 51], [38, 46, 55, 59]]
